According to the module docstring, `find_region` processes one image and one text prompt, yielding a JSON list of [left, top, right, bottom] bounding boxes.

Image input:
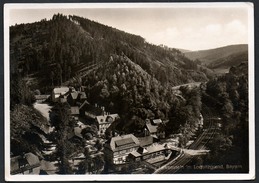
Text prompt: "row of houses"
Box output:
[[104, 133, 178, 171], [52, 86, 119, 137], [33, 86, 175, 173], [36, 86, 167, 139]]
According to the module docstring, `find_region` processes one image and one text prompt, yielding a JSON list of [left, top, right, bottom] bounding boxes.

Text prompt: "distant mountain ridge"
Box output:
[[184, 44, 248, 62], [184, 44, 248, 72]]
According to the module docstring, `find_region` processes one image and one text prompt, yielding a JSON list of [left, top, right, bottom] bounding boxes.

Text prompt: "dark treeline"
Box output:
[[202, 63, 249, 172], [10, 13, 209, 93]]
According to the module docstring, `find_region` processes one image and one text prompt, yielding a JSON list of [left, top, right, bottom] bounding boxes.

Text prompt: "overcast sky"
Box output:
[[8, 3, 251, 51]]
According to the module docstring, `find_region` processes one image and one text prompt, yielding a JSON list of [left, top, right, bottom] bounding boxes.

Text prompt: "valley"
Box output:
[[9, 13, 249, 175]]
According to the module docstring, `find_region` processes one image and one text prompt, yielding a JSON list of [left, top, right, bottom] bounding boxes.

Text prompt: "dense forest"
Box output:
[[80, 54, 203, 138], [10, 13, 209, 142], [201, 63, 249, 172], [10, 13, 210, 92]]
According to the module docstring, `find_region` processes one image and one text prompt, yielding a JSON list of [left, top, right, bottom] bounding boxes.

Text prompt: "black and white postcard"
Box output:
[[4, 3, 255, 181]]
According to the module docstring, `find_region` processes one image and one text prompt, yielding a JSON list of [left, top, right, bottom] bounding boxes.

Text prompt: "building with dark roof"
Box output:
[[152, 119, 163, 125], [79, 102, 103, 119], [95, 113, 119, 136], [70, 106, 80, 116], [67, 92, 79, 106], [77, 92, 87, 101], [104, 134, 139, 165], [144, 119, 165, 139], [11, 153, 41, 175], [67, 126, 85, 143], [138, 136, 154, 147], [51, 87, 70, 102], [128, 144, 173, 164]]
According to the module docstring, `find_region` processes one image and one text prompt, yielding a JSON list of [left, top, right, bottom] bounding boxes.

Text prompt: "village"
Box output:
[[11, 85, 204, 175]]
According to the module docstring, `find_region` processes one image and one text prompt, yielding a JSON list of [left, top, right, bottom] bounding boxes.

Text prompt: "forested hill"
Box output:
[[184, 44, 248, 72], [10, 13, 210, 92], [202, 62, 248, 172]]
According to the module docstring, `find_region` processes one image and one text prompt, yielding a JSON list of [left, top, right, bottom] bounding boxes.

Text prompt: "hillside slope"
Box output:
[[184, 44, 248, 71], [208, 51, 248, 69], [10, 14, 211, 136], [10, 14, 209, 92], [82, 54, 203, 135]]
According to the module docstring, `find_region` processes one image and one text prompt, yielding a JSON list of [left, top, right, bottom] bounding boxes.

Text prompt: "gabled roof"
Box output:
[[74, 127, 83, 138], [77, 92, 87, 100], [107, 134, 139, 152], [77, 121, 88, 129], [71, 106, 79, 115], [152, 119, 163, 125], [79, 100, 90, 109], [96, 114, 119, 124], [130, 151, 141, 157], [11, 153, 40, 175], [137, 146, 149, 154], [80, 103, 103, 117], [129, 144, 167, 158], [163, 120, 169, 124], [146, 144, 166, 153], [35, 95, 50, 100], [24, 153, 40, 166], [11, 156, 21, 174], [138, 136, 153, 147], [146, 123, 158, 134], [68, 127, 83, 139], [69, 92, 79, 100], [53, 87, 69, 95]]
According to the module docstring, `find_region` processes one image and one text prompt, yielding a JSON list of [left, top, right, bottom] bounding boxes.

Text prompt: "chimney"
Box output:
[[144, 128, 148, 137], [145, 119, 151, 124], [101, 106, 105, 116]]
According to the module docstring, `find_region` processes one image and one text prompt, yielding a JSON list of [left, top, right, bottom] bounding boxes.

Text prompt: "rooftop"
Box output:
[[129, 144, 168, 158], [11, 153, 40, 175], [146, 123, 158, 134], [107, 134, 139, 152], [80, 102, 103, 117], [152, 119, 163, 125], [130, 151, 141, 157], [138, 136, 153, 147], [35, 95, 50, 100], [137, 146, 149, 154], [52, 87, 70, 94], [69, 92, 79, 100], [146, 144, 167, 153], [77, 92, 87, 100], [68, 126, 84, 139], [70, 106, 79, 115], [96, 114, 119, 124]]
